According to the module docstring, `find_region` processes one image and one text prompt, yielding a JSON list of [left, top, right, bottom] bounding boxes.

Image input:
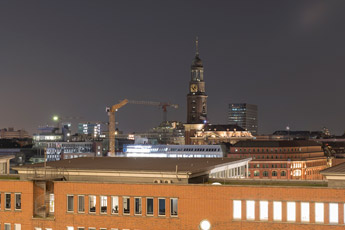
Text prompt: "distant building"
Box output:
[[228, 103, 258, 135], [228, 140, 328, 180], [0, 127, 30, 139], [123, 144, 225, 158], [77, 122, 106, 139]]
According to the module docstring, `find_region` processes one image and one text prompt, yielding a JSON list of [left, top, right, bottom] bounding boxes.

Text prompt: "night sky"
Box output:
[[1, 0, 345, 135]]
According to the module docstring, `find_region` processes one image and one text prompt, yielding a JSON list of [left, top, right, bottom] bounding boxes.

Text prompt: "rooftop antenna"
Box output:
[[195, 36, 199, 57]]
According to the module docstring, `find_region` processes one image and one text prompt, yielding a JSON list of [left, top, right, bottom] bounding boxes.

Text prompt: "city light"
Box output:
[[53, 116, 59, 121]]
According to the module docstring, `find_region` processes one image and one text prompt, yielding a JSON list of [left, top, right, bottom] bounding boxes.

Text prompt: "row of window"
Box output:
[[233, 200, 343, 224], [236, 148, 303, 153], [0, 193, 21, 210], [252, 164, 288, 168], [67, 195, 178, 217], [251, 171, 287, 177], [1, 223, 21, 230], [67, 228, 128, 230]]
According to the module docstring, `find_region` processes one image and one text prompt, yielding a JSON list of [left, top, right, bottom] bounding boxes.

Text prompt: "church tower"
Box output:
[[187, 37, 208, 124]]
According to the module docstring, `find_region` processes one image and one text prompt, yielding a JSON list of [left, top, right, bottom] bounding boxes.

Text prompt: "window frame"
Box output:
[[111, 196, 119, 215], [67, 194, 74, 212], [158, 198, 166, 216], [300, 202, 310, 222], [5, 193, 11, 210], [146, 197, 154, 216], [89, 195, 96, 214], [134, 197, 142, 215], [100, 195, 108, 214], [78, 195, 85, 213], [287, 201, 296, 222], [273, 201, 282, 221], [5, 223, 11, 230], [233, 200, 242, 220], [329, 203, 338, 224], [170, 198, 178, 217], [259, 201, 268, 221], [246, 200, 255, 220], [123, 196, 130, 215], [15, 193, 21, 210]]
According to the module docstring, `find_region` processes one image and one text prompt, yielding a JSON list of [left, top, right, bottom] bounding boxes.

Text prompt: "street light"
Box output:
[[199, 219, 211, 230], [53, 115, 59, 121]]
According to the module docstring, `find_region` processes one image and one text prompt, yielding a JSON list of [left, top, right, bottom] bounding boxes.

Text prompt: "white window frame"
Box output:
[[158, 198, 166, 216], [5, 223, 11, 230], [67, 227, 74, 230], [89, 195, 96, 213], [78, 195, 85, 213], [15, 193, 21, 210], [329, 203, 338, 224], [5, 193, 11, 210], [146, 197, 154, 216], [315, 202, 324, 223], [259, 201, 268, 220], [273, 201, 282, 221], [246, 200, 255, 220], [123, 196, 130, 215], [67, 195, 74, 212], [233, 200, 242, 220], [100, 195, 108, 214], [134, 197, 142, 215], [300, 202, 309, 222], [111, 196, 119, 215], [170, 198, 178, 217]]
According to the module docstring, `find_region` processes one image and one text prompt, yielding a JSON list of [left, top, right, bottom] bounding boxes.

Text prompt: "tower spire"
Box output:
[[195, 36, 199, 57]]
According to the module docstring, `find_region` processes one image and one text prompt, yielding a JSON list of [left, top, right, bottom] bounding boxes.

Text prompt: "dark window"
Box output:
[[78, 196, 85, 213], [281, 171, 286, 176], [147, 198, 154, 215], [159, 198, 166, 216], [263, 171, 268, 177], [170, 198, 178, 216], [67, 195, 74, 212], [15, 193, 21, 210], [135, 198, 142, 215], [272, 171, 277, 176], [5, 193, 11, 209]]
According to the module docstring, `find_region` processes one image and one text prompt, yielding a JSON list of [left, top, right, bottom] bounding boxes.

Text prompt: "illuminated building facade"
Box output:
[[228, 140, 328, 180], [0, 158, 344, 229]]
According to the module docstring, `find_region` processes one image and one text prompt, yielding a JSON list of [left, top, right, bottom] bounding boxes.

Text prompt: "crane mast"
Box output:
[[107, 99, 128, 156]]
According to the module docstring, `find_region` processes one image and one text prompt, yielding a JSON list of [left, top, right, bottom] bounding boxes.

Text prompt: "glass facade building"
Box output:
[[228, 103, 258, 135]]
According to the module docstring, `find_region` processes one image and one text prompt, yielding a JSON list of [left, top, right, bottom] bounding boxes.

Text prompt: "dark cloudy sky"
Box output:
[[1, 0, 345, 135]]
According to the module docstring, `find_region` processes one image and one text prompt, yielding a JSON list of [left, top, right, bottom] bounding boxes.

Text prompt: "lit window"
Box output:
[[287, 202, 296, 222], [246, 200, 255, 220], [147, 198, 154, 215], [89, 195, 96, 213], [301, 202, 309, 222], [233, 200, 242, 219], [67, 195, 74, 212], [78, 195, 85, 213], [123, 197, 130, 215], [66, 228, 74, 230], [100, 196, 107, 214], [111, 196, 119, 214], [315, 203, 324, 223], [273, 201, 282, 221], [260, 201, 268, 220], [135, 197, 142, 215], [15, 193, 21, 210], [158, 198, 166, 216], [171, 198, 178, 216], [329, 203, 338, 224], [14, 224, 21, 230]]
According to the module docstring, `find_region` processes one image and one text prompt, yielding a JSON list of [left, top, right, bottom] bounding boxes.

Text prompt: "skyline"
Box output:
[[1, 0, 345, 135]]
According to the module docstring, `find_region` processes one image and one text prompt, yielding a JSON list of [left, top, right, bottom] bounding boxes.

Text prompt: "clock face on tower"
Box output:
[[190, 84, 198, 93]]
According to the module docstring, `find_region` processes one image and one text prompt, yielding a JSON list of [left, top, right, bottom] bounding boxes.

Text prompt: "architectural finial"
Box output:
[[195, 36, 199, 56]]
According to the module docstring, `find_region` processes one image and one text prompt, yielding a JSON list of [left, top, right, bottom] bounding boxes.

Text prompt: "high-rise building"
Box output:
[[228, 103, 258, 135], [186, 37, 207, 124]]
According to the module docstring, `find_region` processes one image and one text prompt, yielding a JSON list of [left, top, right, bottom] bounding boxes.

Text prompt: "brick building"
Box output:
[[228, 140, 328, 180], [1, 158, 345, 230]]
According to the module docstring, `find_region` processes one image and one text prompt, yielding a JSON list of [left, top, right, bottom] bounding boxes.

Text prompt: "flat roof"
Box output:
[[233, 140, 321, 147], [321, 162, 345, 175], [17, 157, 249, 174]]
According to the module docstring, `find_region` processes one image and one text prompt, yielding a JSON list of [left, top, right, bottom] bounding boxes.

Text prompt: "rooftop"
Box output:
[[17, 157, 246, 174], [320, 162, 345, 175], [233, 140, 321, 147]]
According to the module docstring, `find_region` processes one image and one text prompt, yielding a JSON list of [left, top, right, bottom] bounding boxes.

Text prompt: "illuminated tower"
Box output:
[[186, 37, 208, 124]]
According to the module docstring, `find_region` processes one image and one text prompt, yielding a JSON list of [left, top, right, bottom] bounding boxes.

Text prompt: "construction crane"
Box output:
[[126, 100, 178, 122], [106, 99, 128, 156]]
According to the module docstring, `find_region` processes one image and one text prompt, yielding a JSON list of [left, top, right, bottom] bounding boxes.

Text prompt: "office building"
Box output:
[[0, 158, 344, 229], [228, 140, 328, 180], [228, 103, 258, 135]]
